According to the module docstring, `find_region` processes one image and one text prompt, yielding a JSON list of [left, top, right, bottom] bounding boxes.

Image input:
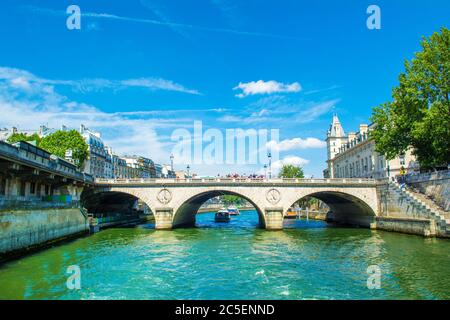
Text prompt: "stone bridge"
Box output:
[[86, 178, 382, 230]]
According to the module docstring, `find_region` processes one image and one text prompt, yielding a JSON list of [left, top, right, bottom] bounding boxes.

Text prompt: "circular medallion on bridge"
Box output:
[[266, 188, 281, 204], [157, 188, 172, 204]]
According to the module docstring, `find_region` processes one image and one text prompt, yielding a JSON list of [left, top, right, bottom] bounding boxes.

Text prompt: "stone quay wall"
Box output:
[[0, 208, 88, 259], [404, 170, 450, 211]]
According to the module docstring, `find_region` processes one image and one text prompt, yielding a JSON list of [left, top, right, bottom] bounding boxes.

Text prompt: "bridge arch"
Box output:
[[173, 190, 266, 228], [284, 189, 377, 227], [81, 188, 157, 221]]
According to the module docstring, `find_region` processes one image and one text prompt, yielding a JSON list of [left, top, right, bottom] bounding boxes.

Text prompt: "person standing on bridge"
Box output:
[[398, 166, 406, 190]]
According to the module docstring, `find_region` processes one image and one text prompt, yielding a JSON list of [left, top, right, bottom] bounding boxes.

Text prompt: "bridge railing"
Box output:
[[94, 177, 378, 184]]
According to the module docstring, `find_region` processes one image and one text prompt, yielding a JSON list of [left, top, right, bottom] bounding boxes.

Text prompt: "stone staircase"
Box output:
[[390, 181, 450, 237]]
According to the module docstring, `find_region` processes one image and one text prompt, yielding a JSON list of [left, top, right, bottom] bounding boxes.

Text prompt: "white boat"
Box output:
[[215, 208, 231, 222], [227, 205, 240, 216]]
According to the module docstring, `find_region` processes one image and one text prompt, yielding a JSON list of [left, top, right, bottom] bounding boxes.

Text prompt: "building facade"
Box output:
[[154, 164, 162, 178], [123, 156, 156, 178], [79, 124, 108, 179], [324, 115, 418, 179], [161, 164, 176, 178]]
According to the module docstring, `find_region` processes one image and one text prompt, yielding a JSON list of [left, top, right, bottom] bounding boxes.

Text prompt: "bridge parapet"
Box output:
[[95, 177, 379, 187]]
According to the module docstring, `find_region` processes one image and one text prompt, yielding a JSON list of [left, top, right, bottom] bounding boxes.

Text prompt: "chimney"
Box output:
[[348, 132, 356, 146], [359, 124, 368, 134]]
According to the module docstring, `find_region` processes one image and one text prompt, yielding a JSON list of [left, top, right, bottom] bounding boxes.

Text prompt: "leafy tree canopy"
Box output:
[[7, 132, 41, 145], [278, 164, 305, 178], [370, 27, 449, 168], [221, 195, 245, 206], [39, 130, 89, 169]]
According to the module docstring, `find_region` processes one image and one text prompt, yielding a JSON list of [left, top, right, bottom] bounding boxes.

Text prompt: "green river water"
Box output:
[[0, 210, 449, 300]]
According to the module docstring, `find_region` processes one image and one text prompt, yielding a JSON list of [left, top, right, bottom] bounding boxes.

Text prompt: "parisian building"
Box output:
[[324, 115, 418, 179], [79, 124, 108, 179]]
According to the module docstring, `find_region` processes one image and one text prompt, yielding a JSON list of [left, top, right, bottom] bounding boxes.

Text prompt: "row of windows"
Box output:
[[334, 156, 378, 178]]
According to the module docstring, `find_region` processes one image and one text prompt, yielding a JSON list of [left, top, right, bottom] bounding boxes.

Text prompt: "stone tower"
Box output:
[[326, 115, 346, 177]]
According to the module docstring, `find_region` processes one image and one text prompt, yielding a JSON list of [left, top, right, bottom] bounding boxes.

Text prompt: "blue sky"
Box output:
[[0, 0, 448, 176]]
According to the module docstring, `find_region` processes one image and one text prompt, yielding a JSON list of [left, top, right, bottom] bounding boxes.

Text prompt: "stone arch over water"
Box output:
[[81, 188, 156, 218], [285, 190, 377, 227], [173, 190, 265, 228]]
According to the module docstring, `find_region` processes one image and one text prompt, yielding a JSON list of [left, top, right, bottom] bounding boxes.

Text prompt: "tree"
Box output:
[[39, 130, 88, 169], [7, 133, 41, 145], [370, 27, 450, 168], [221, 195, 245, 206], [278, 164, 305, 178]]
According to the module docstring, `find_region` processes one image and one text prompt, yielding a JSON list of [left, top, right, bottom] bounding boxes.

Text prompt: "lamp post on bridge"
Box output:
[[267, 152, 272, 179], [264, 164, 267, 179], [186, 164, 190, 179], [170, 154, 174, 171]]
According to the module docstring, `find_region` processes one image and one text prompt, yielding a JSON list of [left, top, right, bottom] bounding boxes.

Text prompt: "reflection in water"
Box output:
[[0, 210, 449, 299]]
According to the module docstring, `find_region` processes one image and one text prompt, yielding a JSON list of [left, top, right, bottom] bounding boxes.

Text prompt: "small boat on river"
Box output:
[[285, 207, 298, 219], [227, 205, 240, 216], [215, 208, 231, 222]]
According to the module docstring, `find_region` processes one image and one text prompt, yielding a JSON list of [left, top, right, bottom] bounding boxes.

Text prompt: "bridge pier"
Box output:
[[264, 208, 284, 230], [154, 208, 174, 230]]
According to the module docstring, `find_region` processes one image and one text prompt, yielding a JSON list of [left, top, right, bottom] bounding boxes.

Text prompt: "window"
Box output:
[[399, 154, 406, 166]]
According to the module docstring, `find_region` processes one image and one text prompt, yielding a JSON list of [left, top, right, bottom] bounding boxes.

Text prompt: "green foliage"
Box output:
[[40, 130, 88, 169], [7, 133, 41, 145], [278, 164, 305, 178], [370, 27, 450, 168], [297, 197, 320, 210], [221, 195, 245, 206]]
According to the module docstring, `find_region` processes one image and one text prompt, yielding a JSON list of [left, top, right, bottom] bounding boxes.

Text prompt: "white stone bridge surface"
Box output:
[[89, 178, 382, 230]]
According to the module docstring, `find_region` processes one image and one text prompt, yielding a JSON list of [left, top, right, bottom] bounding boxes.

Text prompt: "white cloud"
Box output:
[[0, 66, 200, 95], [267, 137, 326, 152], [296, 99, 338, 123], [0, 66, 207, 164], [121, 78, 200, 95], [271, 156, 309, 174], [218, 96, 339, 125], [234, 80, 301, 98]]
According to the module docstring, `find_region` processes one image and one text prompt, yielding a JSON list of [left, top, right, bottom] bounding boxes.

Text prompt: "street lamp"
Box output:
[[267, 152, 272, 179], [187, 164, 190, 179], [170, 154, 174, 171], [264, 164, 267, 179]]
